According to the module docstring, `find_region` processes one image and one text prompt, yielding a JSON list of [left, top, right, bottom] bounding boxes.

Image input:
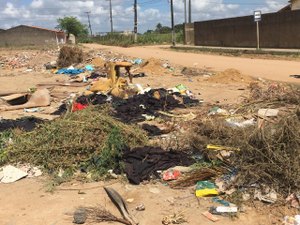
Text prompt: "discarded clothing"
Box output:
[[114, 88, 199, 123], [51, 94, 110, 116], [122, 146, 195, 184], [141, 124, 162, 136], [0, 117, 44, 132], [50, 89, 199, 122], [89, 72, 107, 79], [56, 68, 85, 75], [51, 103, 67, 115], [77, 94, 110, 105]]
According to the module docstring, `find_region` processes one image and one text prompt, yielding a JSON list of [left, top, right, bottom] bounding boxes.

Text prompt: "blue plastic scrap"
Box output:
[[85, 65, 94, 71], [56, 68, 85, 75], [132, 58, 143, 65]]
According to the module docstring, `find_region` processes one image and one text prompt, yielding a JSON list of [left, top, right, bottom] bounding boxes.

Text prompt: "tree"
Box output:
[[57, 16, 88, 37], [160, 26, 172, 34], [145, 29, 154, 34], [155, 23, 162, 33], [174, 24, 184, 33], [155, 23, 171, 34]]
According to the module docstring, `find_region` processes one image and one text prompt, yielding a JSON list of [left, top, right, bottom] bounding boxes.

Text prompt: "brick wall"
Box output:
[[0, 26, 64, 47], [184, 23, 195, 45], [194, 10, 300, 48]]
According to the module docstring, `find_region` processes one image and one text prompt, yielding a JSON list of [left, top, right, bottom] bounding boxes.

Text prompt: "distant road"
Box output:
[[84, 44, 300, 84]]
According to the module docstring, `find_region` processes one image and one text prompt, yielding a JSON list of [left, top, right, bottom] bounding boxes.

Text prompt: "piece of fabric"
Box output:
[[89, 72, 106, 79], [141, 124, 162, 136], [114, 88, 199, 123], [51, 103, 67, 115], [0, 117, 44, 132], [122, 146, 195, 185]]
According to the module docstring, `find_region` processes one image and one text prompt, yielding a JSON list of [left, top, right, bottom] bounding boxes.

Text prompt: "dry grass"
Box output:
[[234, 112, 300, 193], [81, 206, 131, 225], [189, 108, 300, 195], [57, 45, 84, 67], [5, 106, 147, 175], [248, 82, 300, 105], [169, 167, 218, 189]]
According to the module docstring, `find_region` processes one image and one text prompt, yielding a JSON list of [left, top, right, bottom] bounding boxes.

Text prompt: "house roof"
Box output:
[[278, 0, 300, 11], [7, 25, 64, 33], [278, 4, 292, 11]]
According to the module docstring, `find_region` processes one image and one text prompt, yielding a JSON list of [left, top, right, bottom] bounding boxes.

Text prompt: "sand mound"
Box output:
[[138, 58, 169, 75], [91, 57, 106, 68], [208, 68, 254, 84]]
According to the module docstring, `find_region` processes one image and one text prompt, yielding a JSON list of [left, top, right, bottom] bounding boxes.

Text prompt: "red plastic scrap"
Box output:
[[163, 169, 181, 181], [72, 102, 88, 112]]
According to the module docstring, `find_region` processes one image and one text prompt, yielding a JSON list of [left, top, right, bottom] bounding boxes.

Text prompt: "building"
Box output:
[[291, 0, 300, 10], [280, 0, 300, 11], [0, 25, 66, 47]]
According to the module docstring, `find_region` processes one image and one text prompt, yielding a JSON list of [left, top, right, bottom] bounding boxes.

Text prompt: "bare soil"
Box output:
[[0, 178, 272, 225], [0, 45, 298, 225], [83, 44, 300, 84]]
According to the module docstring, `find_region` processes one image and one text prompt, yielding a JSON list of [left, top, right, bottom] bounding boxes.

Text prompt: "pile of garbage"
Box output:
[[1, 46, 300, 224], [188, 83, 300, 198], [0, 53, 31, 69], [3, 107, 147, 177], [0, 50, 59, 70]]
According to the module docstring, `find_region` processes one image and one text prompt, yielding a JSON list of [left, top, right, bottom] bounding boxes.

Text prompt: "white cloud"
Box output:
[[172, 0, 242, 22], [30, 0, 43, 8], [0, 0, 289, 32], [3, 2, 19, 17], [3, 2, 31, 19], [261, 0, 287, 12]]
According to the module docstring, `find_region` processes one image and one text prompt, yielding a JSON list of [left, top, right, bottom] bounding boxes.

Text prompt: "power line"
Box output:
[[134, 0, 138, 42], [85, 11, 93, 36], [170, 0, 175, 46], [184, 0, 187, 24], [108, 0, 113, 32], [188, 0, 192, 23]]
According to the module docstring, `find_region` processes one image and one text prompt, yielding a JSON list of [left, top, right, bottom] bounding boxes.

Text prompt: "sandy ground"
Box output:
[[0, 178, 272, 225], [0, 48, 252, 119], [0, 46, 297, 225], [83, 44, 300, 84]]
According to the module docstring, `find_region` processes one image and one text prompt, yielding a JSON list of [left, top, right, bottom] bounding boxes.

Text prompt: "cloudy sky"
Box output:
[[0, 0, 288, 33]]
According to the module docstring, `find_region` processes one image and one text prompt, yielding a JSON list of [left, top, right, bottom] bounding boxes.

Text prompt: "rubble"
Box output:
[[0, 46, 300, 225], [5, 107, 147, 175]]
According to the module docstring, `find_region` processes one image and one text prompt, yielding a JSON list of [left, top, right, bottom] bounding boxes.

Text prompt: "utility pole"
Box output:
[[188, 0, 192, 23], [184, 0, 187, 23], [134, 0, 138, 42], [85, 11, 93, 36], [170, 0, 175, 46], [109, 0, 113, 33]]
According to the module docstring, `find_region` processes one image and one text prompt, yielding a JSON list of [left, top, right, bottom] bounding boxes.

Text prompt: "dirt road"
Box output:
[[84, 44, 300, 84], [0, 178, 270, 225]]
